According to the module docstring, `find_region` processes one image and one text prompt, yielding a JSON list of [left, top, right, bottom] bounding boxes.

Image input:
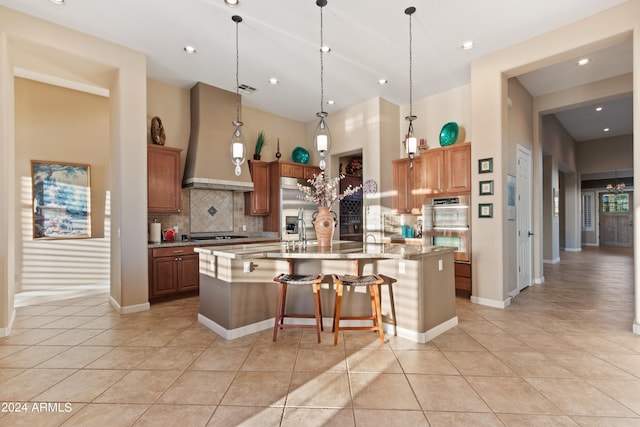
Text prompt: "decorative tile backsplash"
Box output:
[[147, 188, 263, 239], [190, 189, 233, 233]]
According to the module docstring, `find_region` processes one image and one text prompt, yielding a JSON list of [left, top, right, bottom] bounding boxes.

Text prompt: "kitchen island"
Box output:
[[195, 241, 458, 343]]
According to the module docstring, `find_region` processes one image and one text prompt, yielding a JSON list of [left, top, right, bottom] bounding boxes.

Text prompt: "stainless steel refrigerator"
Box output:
[[280, 176, 318, 241]]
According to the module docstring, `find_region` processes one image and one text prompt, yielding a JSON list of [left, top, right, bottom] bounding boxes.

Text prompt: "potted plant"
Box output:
[[253, 131, 266, 160]]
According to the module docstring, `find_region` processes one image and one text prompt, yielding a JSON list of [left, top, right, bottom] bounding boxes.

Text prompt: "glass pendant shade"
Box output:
[[315, 113, 331, 170], [230, 121, 246, 176]]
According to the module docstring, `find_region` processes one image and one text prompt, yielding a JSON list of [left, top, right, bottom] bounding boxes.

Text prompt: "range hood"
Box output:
[[183, 82, 254, 191]]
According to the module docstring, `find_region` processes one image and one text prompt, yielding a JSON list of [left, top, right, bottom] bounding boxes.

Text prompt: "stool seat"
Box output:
[[273, 273, 324, 343], [277, 274, 321, 286], [331, 273, 385, 345]]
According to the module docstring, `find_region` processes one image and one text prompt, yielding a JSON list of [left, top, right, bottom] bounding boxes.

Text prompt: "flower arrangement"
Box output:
[[345, 157, 363, 176], [298, 171, 361, 208]]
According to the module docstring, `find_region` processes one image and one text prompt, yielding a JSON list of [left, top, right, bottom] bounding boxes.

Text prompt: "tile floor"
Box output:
[[1, 246, 639, 426]]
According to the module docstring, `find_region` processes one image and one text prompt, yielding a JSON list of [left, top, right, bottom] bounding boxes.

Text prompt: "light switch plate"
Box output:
[[243, 261, 252, 273], [438, 259, 443, 271], [398, 262, 406, 274]]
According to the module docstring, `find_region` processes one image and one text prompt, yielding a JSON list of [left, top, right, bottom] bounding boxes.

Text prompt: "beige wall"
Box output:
[[146, 79, 191, 177], [577, 134, 633, 173], [506, 78, 534, 294], [471, 1, 640, 311], [1, 6, 149, 329], [13, 78, 111, 292]]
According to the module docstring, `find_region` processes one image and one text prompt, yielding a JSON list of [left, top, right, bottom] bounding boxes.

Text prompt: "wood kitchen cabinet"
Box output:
[[149, 246, 199, 300], [148, 145, 182, 213], [392, 156, 424, 214], [444, 143, 471, 194], [245, 160, 271, 215], [276, 160, 321, 180]]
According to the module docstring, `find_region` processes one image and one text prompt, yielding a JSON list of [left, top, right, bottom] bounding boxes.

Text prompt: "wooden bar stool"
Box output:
[[378, 274, 398, 336], [331, 274, 385, 345], [273, 273, 324, 343]]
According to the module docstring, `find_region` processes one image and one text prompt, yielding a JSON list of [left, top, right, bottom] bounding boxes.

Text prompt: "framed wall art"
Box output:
[[507, 174, 516, 220], [479, 203, 493, 218], [479, 180, 494, 195], [31, 160, 91, 239], [478, 157, 493, 174]]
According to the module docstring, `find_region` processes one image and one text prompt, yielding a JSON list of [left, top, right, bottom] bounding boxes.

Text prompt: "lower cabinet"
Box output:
[[149, 246, 199, 300], [454, 262, 472, 294]]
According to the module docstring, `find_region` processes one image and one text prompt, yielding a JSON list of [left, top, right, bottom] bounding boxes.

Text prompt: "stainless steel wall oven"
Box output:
[[423, 195, 470, 263]]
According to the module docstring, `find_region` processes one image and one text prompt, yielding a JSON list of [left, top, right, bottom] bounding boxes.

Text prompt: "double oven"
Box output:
[[423, 195, 470, 263]]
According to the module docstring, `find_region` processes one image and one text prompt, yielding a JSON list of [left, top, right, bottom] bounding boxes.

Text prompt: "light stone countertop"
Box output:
[[194, 241, 455, 261]]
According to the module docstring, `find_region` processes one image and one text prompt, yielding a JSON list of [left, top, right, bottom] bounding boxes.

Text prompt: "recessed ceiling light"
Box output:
[[577, 58, 591, 66], [327, 100, 335, 105], [604, 128, 610, 132], [595, 106, 603, 112], [378, 79, 388, 85], [50, 0, 65, 5], [225, 0, 239, 6], [320, 45, 331, 53], [269, 78, 279, 85], [183, 45, 197, 54], [461, 41, 474, 50]]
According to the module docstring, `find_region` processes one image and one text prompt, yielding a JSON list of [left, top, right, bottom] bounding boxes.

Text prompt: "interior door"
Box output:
[[599, 192, 633, 247], [517, 146, 532, 292]]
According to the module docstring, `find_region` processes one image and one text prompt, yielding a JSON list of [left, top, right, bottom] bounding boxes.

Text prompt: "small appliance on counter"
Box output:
[[150, 219, 161, 243]]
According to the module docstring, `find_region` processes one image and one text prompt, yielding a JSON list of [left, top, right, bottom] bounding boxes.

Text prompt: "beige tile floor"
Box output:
[[0, 246, 639, 426]]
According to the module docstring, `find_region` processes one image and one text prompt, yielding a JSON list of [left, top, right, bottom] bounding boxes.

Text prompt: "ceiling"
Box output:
[[0, 0, 633, 142]]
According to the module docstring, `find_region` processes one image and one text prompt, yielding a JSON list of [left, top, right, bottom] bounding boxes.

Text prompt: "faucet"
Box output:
[[297, 208, 306, 244]]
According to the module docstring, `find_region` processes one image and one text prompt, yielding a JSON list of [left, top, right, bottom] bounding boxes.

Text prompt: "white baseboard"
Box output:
[[509, 288, 520, 298], [564, 247, 582, 252], [634, 319, 640, 335], [197, 313, 457, 344], [584, 243, 599, 247], [109, 296, 150, 314], [0, 309, 16, 337], [534, 276, 545, 284], [198, 313, 275, 340], [471, 295, 512, 309], [543, 258, 560, 264]]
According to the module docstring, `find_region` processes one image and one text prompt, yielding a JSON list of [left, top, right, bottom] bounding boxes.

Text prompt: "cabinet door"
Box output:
[[177, 254, 200, 292], [410, 156, 425, 213], [445, 144, 471, 194], [304, 165, 322, 180], [422, 150, 444, 196], [148, 145, 182, 213], [151, 256, 178, 297], [280, 162, 304, 178], [392, 159, 411, 213], [246, 161, 270, 215]]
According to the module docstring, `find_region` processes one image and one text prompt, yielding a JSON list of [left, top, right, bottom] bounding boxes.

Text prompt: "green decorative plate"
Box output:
[[439, 122, 459, 146], [292, 146, 310, 164]]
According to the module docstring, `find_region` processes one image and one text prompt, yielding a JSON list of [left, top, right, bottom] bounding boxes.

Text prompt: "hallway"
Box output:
[[0, 247, 638, 426]]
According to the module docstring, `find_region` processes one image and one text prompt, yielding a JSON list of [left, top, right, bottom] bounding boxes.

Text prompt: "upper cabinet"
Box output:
[[276, 160, 321, 180], [392, 156, 424, 214], [148, 145, 182, 213], [392, 143, 471, 212], [444, 143, 471, 194], [245, 160, 271, 215]]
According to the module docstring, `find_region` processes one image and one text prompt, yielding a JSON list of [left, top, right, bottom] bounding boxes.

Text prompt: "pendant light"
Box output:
[[230, 15, 246, 176], [405, 6, 417, 169], [314, 0, 331, 171]]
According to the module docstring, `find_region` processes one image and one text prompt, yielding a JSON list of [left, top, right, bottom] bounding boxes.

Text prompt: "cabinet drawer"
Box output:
[[152, 246, 195, 258], [454, 262, 471, 278]]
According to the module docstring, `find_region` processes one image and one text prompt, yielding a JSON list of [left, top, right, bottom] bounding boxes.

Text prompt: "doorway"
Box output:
[[599, 192, 633, 247]]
